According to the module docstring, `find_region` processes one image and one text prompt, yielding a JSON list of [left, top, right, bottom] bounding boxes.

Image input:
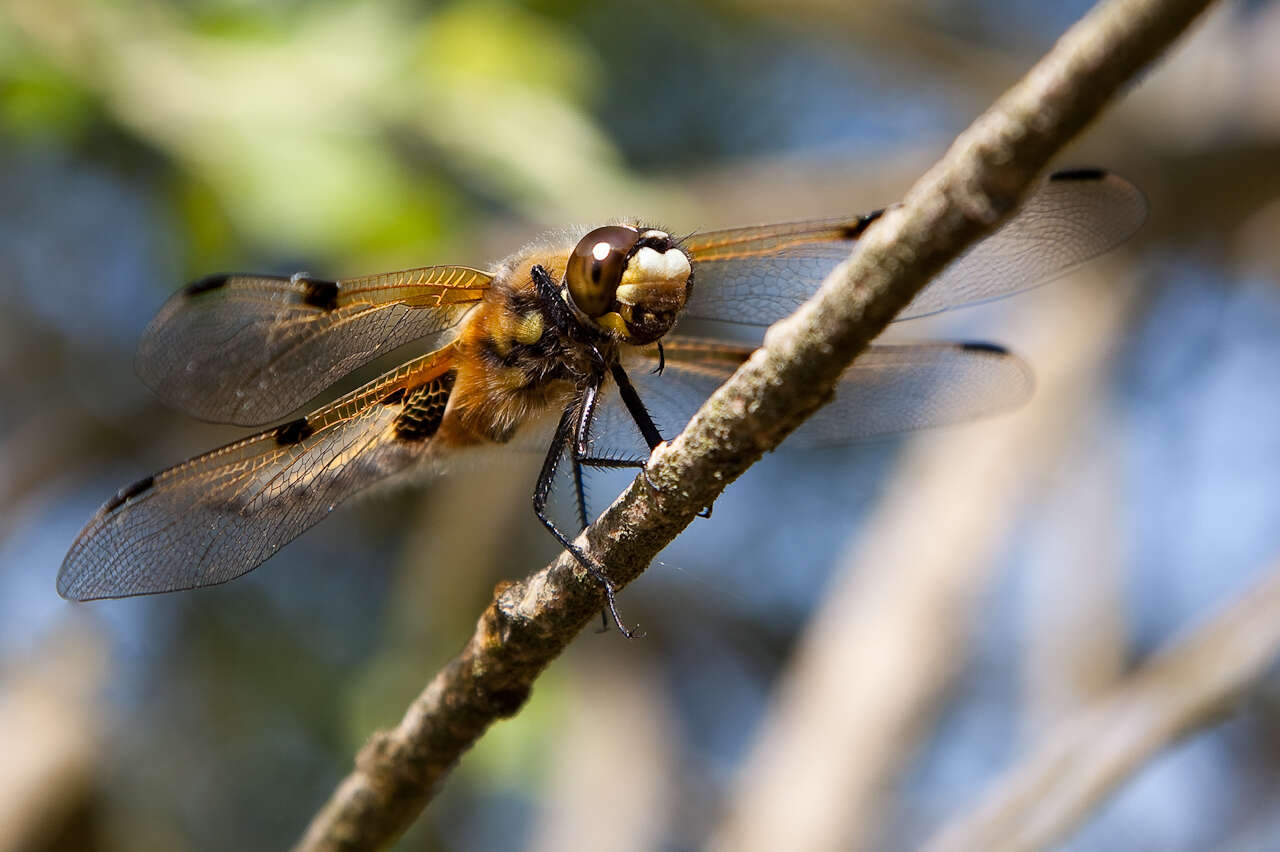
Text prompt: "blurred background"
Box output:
[[3, 0, 1280, 849]]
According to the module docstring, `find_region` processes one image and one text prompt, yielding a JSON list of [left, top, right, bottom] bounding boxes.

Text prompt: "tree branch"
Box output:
[[705, 264, 1136, 852], [295, 0, 1216, 847], [924, 556, 1280, 852]]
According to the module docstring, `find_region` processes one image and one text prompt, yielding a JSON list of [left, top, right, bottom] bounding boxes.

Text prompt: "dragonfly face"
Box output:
[[58, 169, 1146, 615], [563, 225, 692, 345]]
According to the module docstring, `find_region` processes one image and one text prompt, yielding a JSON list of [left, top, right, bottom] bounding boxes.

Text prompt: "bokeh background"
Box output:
[[3, 0, 1280, 849]]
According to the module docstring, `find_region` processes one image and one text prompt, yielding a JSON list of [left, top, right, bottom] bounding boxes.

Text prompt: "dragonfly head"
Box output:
[[564, 225, 691, 345]]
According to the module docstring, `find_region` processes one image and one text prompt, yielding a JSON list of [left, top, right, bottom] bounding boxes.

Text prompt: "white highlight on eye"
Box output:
[[591, 241, 612, 261]]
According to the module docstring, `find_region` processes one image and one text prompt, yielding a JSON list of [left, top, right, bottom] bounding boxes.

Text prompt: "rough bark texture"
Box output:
[[295, 0, 1217, 847]]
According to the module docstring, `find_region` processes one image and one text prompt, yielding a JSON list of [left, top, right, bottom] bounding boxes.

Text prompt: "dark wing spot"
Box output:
[[381, 387, 407, 406], [958, 341, 1009, 355], [103, 474, 156, 513], [274, 417, 315, 446], [839, 209, 884, 240], [393, 371, 456, 442], [1049, 167, 1107, 182], [183, 274, 232, 296], [300, 278, 340, 311]]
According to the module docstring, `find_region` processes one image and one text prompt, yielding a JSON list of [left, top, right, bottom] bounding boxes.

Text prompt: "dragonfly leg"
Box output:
[[609, 362, 664, 451], [533, 391, 641, 638], [571, 378, 604, 532], [567, 456, 609, 635], [610, 361, 715, 518], [573, 377, 643, 633], [579, 456, 646, 469], [651, 340, 665, 376]]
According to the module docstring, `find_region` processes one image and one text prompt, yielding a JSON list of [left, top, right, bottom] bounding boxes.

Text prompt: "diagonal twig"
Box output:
[[924, 556, 1280, 852], [706, 267, 1137, 852], [296, 0, 1217, 847]]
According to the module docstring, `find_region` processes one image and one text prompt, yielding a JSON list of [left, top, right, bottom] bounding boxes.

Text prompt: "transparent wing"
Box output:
[[59, 347, 460, 601], [136, 265, 490, 425], [587, 337, 1032, 457], [682, 168, 1146, 326]]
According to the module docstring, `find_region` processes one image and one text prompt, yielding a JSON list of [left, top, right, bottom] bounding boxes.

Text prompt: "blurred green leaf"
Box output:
[[0, 0, 684, 266], [418, 1, 600, 103], [0, 60, 96, 139]]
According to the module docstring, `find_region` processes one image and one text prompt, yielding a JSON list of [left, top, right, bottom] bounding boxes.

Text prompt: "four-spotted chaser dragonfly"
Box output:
[[58, 169, 1145, 630]]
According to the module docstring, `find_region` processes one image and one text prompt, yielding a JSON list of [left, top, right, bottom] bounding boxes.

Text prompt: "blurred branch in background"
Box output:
[[707, 261, 1137, 851], [725, 0, 1030, 99], [295, 0, 1215, 847], [528, 645, 676, 852], [0, 626, 105, 852], [926, 553, 1280, 852], [1018, 410, 1128, 737]]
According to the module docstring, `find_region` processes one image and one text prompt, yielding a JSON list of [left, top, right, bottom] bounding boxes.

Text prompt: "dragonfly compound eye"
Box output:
[[566, 225, 639, 318]]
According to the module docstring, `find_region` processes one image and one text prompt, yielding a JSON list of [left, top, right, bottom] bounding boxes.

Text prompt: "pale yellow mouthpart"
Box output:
[[616, 247, 692, 303]]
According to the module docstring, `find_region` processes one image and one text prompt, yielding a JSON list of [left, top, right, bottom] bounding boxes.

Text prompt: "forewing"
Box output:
[[59, 348, 459, 601], [587, 337, 1032, 457], [136, 266, 489, 425], [681, 169, 1146, 326]]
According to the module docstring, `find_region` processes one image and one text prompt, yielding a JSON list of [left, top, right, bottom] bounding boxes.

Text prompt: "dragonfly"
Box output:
[[58, 168, 1145, 632]]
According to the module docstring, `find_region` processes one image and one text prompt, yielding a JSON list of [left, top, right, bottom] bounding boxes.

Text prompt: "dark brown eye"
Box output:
[[565, 226, 638, 317]]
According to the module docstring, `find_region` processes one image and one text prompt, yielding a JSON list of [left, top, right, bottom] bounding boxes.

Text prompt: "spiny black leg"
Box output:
[[652, 340, 666, 375], [609, 361, 675, 501], [610, 361, 664, 452], [571, 455, 590, 533], [567, 451, 608, 633], [579, 455, 647, 469], [533, 396, 639, 638], [531, 264, 577, 336], [610, 361, 717, 519], [573, 380, 622, 632], [574, 379, 602, 465], [571, 381, 598, 536], [570, 384, 593, 532]]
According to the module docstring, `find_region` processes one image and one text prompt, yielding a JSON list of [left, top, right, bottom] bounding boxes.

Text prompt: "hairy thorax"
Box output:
[[441, 263, 599, 446]]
